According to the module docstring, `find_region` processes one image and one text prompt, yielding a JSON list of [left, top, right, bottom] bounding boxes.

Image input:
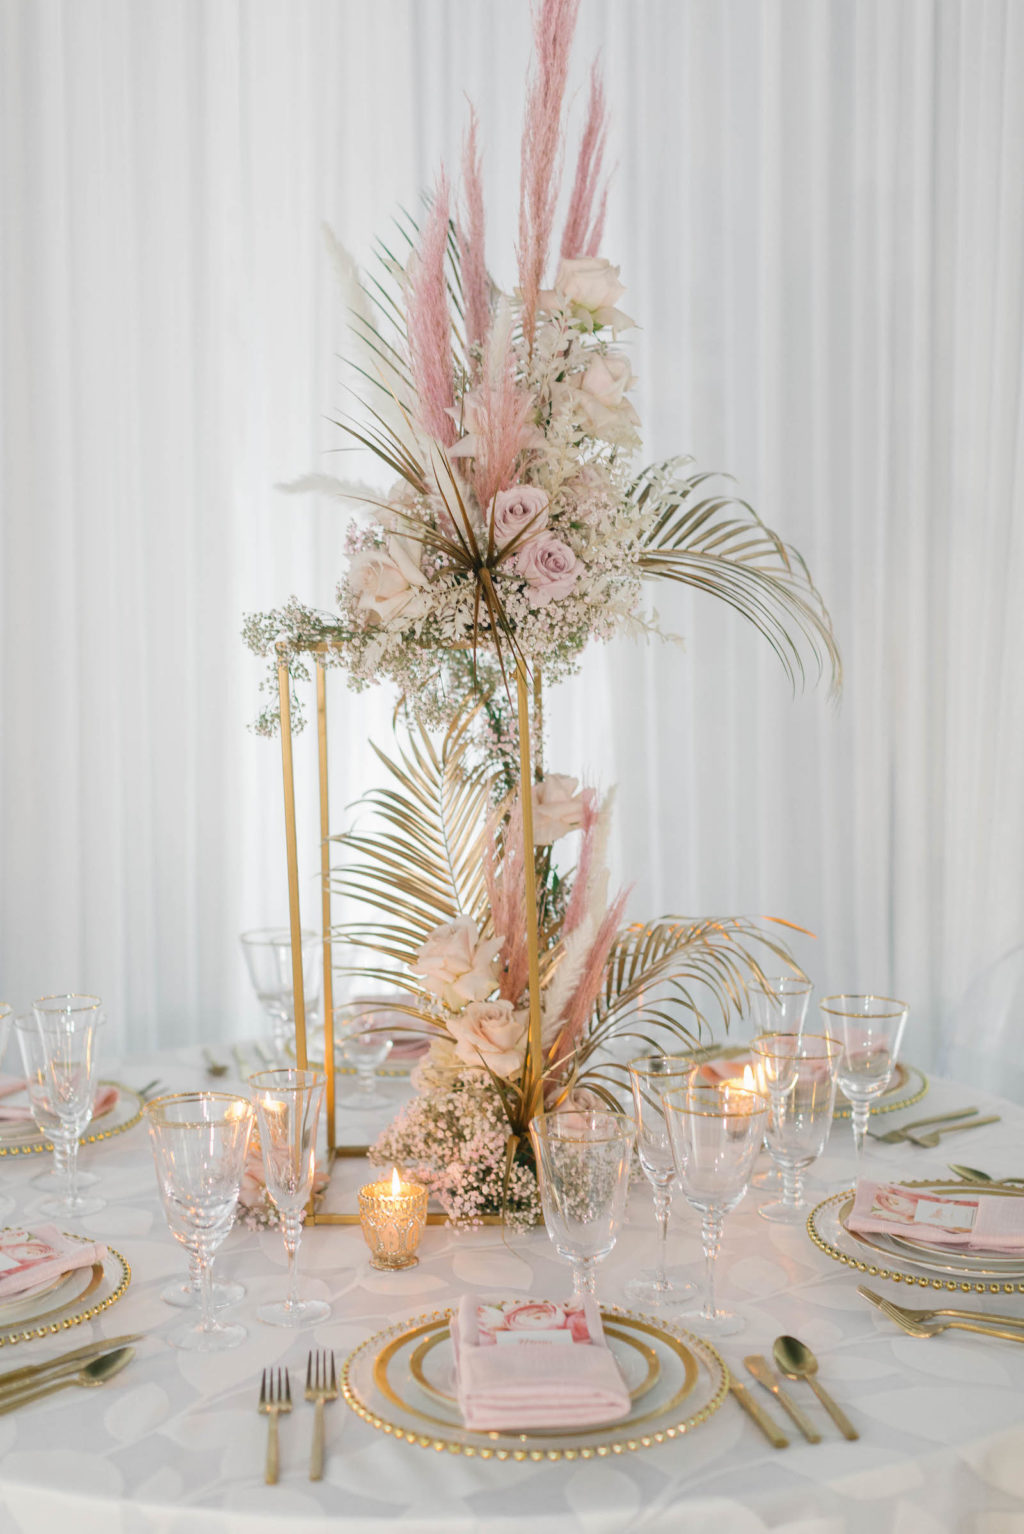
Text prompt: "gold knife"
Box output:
[[744, 1356, 821, 1443], [728, 1372, 789, 1447], [0, 1333, 143, 1396]]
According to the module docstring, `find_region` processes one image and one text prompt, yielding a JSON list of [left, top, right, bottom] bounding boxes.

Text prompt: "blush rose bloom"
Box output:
[[576, 352, 641, 444], [348, 534, 431, 626], [447, 1000, 527, 1079], [513, 532, 581, 606], [542, 257, 635, 333], [409, 916, 502, 1009], [491, 485, 549, 550], [532, 774, 586, 844]]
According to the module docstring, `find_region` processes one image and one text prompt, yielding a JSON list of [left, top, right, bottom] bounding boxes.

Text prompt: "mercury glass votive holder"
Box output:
[[358, 1174, 428, 1270]]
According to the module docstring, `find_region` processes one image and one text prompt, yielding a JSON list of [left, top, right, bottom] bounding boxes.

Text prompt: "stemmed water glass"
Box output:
[[17, 996, 106, 1220], [529, 1109, 636, 1298], [750, 1033, 841, 1222], [661, 1081, 768, 1336], [240, 929, 322, 1059], [748, 977, 812, 1191], [249, 1068, 330, 1327], [145, 1092, 255, 1351], [819, 995, 909, 1162], [626, 1056, 696, 1307], [334, 1004, 394, 1109]]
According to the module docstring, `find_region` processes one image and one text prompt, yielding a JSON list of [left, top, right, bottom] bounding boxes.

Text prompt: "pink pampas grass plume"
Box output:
[[458, 108, 490, 377], [407, 172, 457, 447], [561, 787, 599, 936], [473, 336, 534, 510], [517, 0, 580, 354], [546, 885, 631, 1081], [560, 60, 609, 259]]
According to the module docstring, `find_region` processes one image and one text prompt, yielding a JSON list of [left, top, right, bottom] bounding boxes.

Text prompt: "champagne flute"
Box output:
[[240, 929, 321, 1059], [11, 1014, 100, 1195], [626, 1056, 696, 1307], [751, 1032, 841, 1221], [249, 1068, 329, 1327], [19, 996, 105, 1219], [748, 977, 812, 1190], [820, 995, 909, 1162], [661, 1081, 768, 1336], [529, 1109, 636, 1298], [145, 1092, 254, 1351]]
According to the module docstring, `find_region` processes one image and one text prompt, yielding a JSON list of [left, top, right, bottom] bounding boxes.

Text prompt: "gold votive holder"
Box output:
[[358, 1169, 428, 1270]]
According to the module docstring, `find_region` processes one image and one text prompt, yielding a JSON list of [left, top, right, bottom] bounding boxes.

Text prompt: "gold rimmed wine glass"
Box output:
[[820, 995, 909, 1163], [19, 996, 105, 1220], [529, 1109, 636, 1298], [626, 1056, 697, 1308], [249, 1069, 329, 1327], [750, 1032, 841, 1221]]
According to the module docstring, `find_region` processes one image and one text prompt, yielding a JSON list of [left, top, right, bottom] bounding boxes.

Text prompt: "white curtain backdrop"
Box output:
[[1, 0, 1022, 1076]]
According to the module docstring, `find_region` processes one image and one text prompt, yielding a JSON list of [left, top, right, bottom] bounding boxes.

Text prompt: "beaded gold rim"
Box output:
[[807, 1184, 1024, 1294], [341, 1306, 728, 1460], [0, 1241, 131, 1347], [0, 1082, 144, 1158]]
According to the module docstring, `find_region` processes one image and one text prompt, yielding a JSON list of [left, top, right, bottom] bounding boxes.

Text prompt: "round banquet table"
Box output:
[[1, 1047, 1024, 1534]]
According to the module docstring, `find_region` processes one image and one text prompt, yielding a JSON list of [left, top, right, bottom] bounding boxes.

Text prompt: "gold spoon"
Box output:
[[948, 1164, 1024, 1187], [772, 1337, 858, 1441], [0, 1346, 135, 1416]]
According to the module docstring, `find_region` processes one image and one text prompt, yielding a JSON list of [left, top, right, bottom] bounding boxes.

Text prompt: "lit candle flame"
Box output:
[[742, 1064, 756, 1091], [391, 1167, 402, 1197]]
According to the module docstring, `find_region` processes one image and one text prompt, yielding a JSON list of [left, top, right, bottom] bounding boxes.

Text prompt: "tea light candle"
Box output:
[[358, 1167, 428, 1270]]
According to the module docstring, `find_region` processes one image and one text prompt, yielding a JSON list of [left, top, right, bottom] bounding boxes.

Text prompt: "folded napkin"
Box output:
[[0, 1075, 25, 1101], [848, 1181, 1024, 1253], [450, 1296, 631, 1432], [699, 1054, 751, 1085], [0, 1084, 119, 1125], [0, 1224, 107, 1301]]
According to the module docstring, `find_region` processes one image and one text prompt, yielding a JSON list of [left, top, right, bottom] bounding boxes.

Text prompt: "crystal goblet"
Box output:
[[529, 1109, 636, 1299], [748, 976, 813, 1191], [18, 997, 105, 1220], [820, 995, 909, 1163], [11, 1011, 101, 1195], [335, 1004, 394, 1109], [240, 929, 321, 1060], [661, 1081, 768, 1336], [249, 1068, 329, 1327], [751, 1032, 841, 1222], [145, 1092, 255, 1351], [626, 1056, 697, 1307]]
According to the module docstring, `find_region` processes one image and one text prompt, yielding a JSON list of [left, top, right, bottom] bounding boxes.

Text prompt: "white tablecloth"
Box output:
[[1, 1049, 1023, 1534]]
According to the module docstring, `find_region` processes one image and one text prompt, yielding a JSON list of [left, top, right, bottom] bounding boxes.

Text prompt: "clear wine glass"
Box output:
[[529, 1109, 636, 1298], [334, 1003, 394, 1109], [145, 1092, 254, 1351], [240, 929, 321, 1059], [661, 1081, 768, 1336], [750, 1032, 841, 1222], [159, 1211, 246, 1312], [0, 1005, 13, 1218], [748, 977, 812, 1191], [249, 1068, 330, 1327], [18, 997, 105, 1220], [626, 1056, 696, 1307], [819, 995, 909, 1163]]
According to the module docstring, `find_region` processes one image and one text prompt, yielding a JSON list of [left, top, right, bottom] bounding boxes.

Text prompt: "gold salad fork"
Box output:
[[259, 1367, 292, 1484], [867, 1108, 979, 1145], [858, 1286, 1024, 1342], [305, 1349, 339, 1480]]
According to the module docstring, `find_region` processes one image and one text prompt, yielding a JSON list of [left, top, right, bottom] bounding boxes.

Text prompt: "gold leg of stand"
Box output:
[[277, 652, 307, 1070], [516, 657, 543, 1118], [316, 664, 335, 1156]]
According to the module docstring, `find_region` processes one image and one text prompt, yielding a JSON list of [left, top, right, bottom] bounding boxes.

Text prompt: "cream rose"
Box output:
[[348, 534, 430, 626], [409, 916, 501, 1009], [576, 352, 641, 443], [532, 774, 586, 844], [512, 532, 581, 606], [447, 1000, 527, 1079], [544, 256, 635, 332], [491, 485, 549, 550]]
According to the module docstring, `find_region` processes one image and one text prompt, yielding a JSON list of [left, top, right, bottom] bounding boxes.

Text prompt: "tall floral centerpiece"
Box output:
[[245, 0, 840, 1226]]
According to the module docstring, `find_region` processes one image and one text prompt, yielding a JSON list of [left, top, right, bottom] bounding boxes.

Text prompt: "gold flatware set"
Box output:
[[867, 1107, 1001, 1146], [731, 1337, 857, 1448], [859, 1285, 1024, 1342], [260, 1351, 338, 1485], [0, 1333, 141, 1414]]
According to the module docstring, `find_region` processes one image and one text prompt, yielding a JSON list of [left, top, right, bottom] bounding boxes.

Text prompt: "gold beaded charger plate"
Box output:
[[341, 1305, 728, 1460], [0, 1234, 131, 1347], [0, 1082, 144, 1157], [808, 1184, 1024, 1291], [691, 1046, 927, 1119]]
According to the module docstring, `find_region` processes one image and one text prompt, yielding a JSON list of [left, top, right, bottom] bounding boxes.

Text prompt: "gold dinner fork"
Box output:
[[858, 1286, 1024, 1342], [259, 1367, 292, 1484], [305, 1349, 339, 1481]]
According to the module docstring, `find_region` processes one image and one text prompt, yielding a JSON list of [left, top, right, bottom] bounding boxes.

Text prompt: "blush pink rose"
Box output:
[[491, 485, 549, 550], [409, 916, 502, 1010], [447, 1000, 527, 1079], [513, 533, 581, 606]]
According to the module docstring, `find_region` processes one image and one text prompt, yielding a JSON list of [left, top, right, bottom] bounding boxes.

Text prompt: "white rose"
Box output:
[[348, 534, 430, 626], [448, 1000, 527, 1079], [576, 352, 641, 443], [543, 257, 635, 333], [409, 916, 501, 1009], [532, 774, 586, 845]]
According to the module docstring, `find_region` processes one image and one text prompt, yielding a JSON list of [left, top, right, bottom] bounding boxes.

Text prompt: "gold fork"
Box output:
[[858, 1286, 1024, 1342], [259, 1367, 292, 1484], [305, 1349, 339, 1481]]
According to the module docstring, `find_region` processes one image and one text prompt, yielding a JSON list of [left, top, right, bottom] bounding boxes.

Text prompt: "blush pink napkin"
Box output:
[[699, 1055, 751, 1085], [0, 1225, 107, 1301], [848, 1180, 1024, 1253], [0, 1083, 119, 1124], [450, 1296, 631, 1431]]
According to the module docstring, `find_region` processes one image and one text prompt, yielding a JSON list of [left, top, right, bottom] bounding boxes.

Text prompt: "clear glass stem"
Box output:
[[652, 1186, 672, 1290], [59, 1128, 79, 1207], [282, 1213, 302, 1312], [851, 1101, 870, 1161], [571, 1256, 597, 1297], [197, 1241, 217, 1335], [700, 1207, 724, 1321], [188, 1246, 203, 1295], [781, 1163, 804, 1209]]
